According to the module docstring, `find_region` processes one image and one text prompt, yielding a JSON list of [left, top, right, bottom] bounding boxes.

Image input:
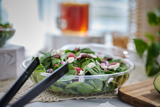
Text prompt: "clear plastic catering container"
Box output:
[[21, 44, 135, 94]]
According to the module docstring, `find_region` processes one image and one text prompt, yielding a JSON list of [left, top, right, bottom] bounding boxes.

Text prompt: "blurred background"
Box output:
[[0, 0, 160, 95], [0, 0, 159, 57], [1, 0, 129, 57]]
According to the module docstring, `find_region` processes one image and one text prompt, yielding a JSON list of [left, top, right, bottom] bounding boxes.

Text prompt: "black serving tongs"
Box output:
[[0, 57, 69, 107]]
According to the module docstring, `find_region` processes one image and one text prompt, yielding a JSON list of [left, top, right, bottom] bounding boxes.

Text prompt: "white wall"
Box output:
[[2, 0, 47, 57]]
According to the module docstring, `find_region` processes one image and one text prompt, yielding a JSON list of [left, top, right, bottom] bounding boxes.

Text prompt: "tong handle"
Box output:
[[0, 57, 40, 107], [10, 62, 69, 107]]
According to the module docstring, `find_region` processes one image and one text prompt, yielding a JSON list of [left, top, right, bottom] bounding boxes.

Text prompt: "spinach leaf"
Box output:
[[59, 75, 75, 81], [85, 65, 104, 75], [71, 60, 81, 67], [109, 59, 121, 63], [105, 71, 114, 74], [65, 50, 80, 57], [85, 67, 99, 75], [107, 83, 117, 91], [115, 62, 127, 72], [32, 64, 46, 83], [40, 52, 52, 70], [37, 75, 46, 83], [86, 81, 101, 93], [74, 51, 81, 57], [65, 50, 73, 54], [77, 82, 94, 94], [65, 82, 82, 93], [35, 64, 46, 72], [65, 64, 77, 75], [93, 57, 102, 63], [93, 79, 103, 91], [103, 77, 117, 91], [30, 74, 38, 83], [62, 49, 80, 61], [87, 80, 96, 88], [80, 58, 91, 70], [50, 85, 63, 92], [84, 60, 104, 75], [61, 54, 67, 61], [80, 48, 95, 54], [93, 66, 105, 74], [65, 82, 81, 89], [51, 57, 61, 68], [53, 81, 68, 89], [102, 81, 108, 91], [62, 51, 79, 61], [117, 76, 124, 87]]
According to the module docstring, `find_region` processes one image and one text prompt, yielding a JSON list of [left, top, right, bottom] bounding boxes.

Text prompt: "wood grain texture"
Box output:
[[128, 0, 160, 42], [118, 79, 160, 107], [0, 44, 25, 80]]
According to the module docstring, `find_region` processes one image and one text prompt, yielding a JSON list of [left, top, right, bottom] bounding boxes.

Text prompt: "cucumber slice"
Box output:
[[154, 74, 160, 92]]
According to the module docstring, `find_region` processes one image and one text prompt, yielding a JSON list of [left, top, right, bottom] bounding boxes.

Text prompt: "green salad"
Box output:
[[31, 47, 129, 94], [0, 23, 15, 47], [0, 23, 12, 29]]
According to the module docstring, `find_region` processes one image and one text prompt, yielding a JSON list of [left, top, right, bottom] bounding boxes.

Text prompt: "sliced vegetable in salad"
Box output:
[[33, 47, 128, 76]]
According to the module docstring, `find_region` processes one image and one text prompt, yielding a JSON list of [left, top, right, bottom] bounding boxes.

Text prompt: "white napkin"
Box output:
[[96, 102, 116, 107]]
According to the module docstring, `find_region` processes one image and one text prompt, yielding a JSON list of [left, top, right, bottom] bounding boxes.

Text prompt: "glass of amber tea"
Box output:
[[57, 2, 89, 36], [112, 32, 130, 49]]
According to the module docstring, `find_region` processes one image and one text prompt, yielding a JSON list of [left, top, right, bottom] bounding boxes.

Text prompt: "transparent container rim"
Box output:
[[60, 43, 137, 54], [21, 56, 135, 78]]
